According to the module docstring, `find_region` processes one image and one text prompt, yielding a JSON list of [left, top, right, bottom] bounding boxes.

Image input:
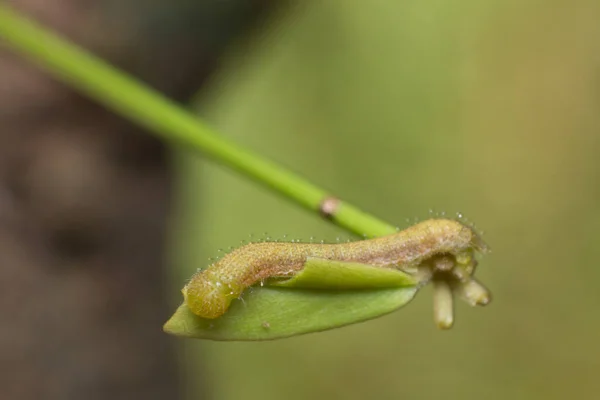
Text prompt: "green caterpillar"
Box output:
[[183, 218, 490, 321]]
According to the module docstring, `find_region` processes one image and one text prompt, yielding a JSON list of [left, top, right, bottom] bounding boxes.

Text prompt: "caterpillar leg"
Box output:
[[433, 280, 454, 329], [449, 249, 491, 306], [455, 278, 491, 306], [413, 250, 491, 329]]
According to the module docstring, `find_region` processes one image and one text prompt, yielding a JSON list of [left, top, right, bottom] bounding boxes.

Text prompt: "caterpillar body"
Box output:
[[183, 218, 489, 320]]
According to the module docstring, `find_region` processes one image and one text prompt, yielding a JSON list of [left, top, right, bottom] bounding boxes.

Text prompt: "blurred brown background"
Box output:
[[2, 1, 600, 400], [0, 1, 275, 399]]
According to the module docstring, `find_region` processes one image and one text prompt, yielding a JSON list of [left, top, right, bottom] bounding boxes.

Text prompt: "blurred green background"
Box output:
[[170, 1, 600, 399]]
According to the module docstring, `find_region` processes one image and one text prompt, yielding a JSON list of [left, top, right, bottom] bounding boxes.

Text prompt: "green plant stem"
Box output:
[[0, 4, 397, 237]]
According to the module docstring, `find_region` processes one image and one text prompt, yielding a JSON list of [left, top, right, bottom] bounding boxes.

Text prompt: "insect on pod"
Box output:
[[182, 218, 491, 329]]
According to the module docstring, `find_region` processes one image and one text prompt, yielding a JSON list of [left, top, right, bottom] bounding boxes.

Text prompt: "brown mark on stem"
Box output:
[[319, 196, 340, 219]]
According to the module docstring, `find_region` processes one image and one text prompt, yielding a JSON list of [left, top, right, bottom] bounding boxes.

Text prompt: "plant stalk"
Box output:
[[0, 4, 397, 237]]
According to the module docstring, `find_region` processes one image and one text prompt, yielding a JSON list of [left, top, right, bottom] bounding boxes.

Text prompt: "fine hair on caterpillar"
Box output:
[[183, 218, 490, 323]]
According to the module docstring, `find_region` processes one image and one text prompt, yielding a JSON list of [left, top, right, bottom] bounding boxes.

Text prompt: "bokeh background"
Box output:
[[1, 1, 600, 399]]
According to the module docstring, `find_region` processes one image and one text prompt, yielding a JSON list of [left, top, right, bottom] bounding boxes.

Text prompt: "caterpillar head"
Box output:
[[183, 271, 244, 319]]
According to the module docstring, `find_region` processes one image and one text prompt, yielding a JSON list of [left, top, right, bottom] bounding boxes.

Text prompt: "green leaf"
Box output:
[[271, 257, 417, 289], [164, 259, 418, 341], [163, 286, 417, 341]]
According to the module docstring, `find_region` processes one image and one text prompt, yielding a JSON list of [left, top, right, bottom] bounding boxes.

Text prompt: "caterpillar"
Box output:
[[183, 218, 490, 321]]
